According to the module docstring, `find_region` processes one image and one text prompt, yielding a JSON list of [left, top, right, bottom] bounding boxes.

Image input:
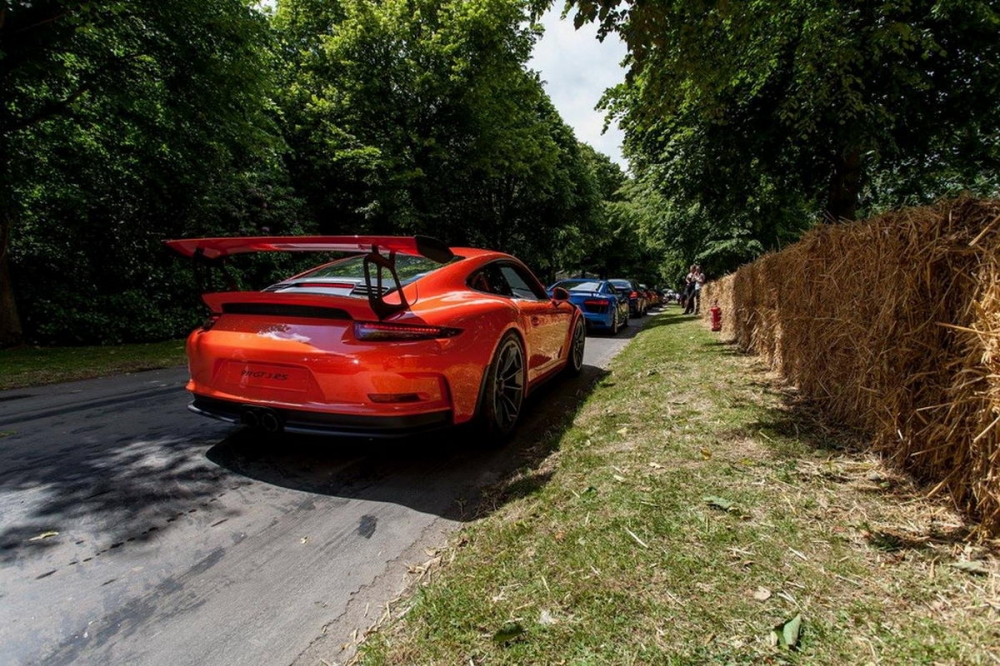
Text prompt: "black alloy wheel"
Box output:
[[482, 332, 525, 441]]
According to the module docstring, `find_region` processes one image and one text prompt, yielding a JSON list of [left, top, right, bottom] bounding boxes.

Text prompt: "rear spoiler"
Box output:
[[164, 235, 453, 263], [165, 235, 454, 320]]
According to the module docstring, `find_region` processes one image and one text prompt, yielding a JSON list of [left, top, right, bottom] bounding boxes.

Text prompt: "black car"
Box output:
[[609, 278, 648, 317]]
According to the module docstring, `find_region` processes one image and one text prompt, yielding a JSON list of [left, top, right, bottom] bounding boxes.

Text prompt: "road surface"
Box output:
[[0, 310, 665, 665]]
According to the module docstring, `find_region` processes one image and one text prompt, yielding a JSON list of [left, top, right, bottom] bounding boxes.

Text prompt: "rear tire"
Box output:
[[480, 332, 525, 444], [565, 318, 586, 376], [610, 309, 620, 336]]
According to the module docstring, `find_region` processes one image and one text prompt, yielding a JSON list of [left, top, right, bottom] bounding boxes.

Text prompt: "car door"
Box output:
[[496, 262, 573, 381], [606, 282, 628, 322]]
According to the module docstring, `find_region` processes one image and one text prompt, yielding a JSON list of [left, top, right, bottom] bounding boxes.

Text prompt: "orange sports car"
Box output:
[[165, 236, 586, 441]]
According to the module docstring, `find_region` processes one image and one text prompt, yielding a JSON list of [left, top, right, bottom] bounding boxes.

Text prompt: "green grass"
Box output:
[[357, 311, 999, 665], [0, 340, 187, 391]]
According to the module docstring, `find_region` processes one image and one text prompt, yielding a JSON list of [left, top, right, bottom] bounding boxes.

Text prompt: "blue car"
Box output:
[[548, 279, 630, 335]]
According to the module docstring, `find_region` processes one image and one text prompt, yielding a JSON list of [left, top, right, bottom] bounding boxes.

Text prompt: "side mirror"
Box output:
[[552, 287, 570, 302]]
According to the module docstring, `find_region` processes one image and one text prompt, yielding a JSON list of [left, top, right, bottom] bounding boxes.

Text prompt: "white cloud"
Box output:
[[528, 8, 628, 170]]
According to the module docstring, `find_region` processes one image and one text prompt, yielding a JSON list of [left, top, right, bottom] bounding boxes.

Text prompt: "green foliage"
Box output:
[[1, 0, 630, 345], [275, 0, 607, 280], [566, 0, 1000, 277], [1, 0, 306, 345]]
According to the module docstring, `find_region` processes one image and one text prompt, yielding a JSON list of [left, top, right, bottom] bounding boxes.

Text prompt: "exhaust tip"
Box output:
[[240, 408, 260, 428], [259, 409, 283, 434]]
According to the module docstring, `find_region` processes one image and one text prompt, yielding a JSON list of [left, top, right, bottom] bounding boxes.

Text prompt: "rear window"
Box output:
[[266, 254, 456, 296], [610, 280, 632, 290], [303, 254, 447, 283], [564, 281, 603, 292]]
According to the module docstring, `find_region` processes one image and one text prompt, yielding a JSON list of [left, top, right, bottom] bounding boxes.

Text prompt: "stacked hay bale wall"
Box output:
[[702, 198, 1000, 537]]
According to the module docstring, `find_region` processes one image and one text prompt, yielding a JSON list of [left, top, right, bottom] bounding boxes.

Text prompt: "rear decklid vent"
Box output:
[[221, 302, 351, 320]]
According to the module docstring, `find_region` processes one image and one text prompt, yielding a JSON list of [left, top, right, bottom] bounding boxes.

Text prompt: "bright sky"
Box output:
[[528, 7, 629, 170]]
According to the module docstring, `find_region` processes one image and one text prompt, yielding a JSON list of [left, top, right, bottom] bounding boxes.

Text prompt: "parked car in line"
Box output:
[[609, 278, 648, 317], [165, 235, 586, 442], [640, 284, 659, 307], [547, 278, 630, 335]]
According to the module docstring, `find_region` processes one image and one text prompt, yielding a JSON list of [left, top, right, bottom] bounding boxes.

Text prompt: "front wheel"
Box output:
[[565, 318, 586, 376], [480, 332, 525, 443]]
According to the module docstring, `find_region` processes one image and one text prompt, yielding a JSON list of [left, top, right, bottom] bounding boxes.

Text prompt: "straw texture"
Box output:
[[702, 198, 1000, 537]]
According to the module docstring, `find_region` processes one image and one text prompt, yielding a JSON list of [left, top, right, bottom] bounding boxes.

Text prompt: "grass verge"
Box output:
[[357, 310, 999, 665], [0, 340, 186, 391]]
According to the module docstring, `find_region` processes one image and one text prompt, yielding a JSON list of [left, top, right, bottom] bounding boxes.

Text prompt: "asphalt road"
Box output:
[[0, 309, 665, 665]]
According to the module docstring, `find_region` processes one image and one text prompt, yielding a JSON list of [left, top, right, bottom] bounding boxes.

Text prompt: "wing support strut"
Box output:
[[363, 246, 408, 320]]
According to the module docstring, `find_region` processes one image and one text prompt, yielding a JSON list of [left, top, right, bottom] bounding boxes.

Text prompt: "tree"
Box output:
[[275, 0, 602, 277], [567, 0, 1000, 232], [1, 1, 284, 344]]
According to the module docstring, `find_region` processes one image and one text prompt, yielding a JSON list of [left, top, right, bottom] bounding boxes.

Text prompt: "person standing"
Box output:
[[683, 264, 705, 314]]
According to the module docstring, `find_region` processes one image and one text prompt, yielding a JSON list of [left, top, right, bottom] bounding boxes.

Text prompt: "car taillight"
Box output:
[[353, 321, 462, 341], [584, 299, 610, 307], [630, 291, 638, 298]]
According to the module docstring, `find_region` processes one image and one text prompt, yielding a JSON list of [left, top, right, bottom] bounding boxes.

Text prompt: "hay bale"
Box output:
[[706, 198, 1000, 537]]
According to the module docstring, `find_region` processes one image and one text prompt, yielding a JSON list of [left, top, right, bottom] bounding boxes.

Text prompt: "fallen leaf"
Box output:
[[703, 496, 734, 511], [753, 587, 772, 601], [300, 536, 309, 544], [613, 474, 627, 482], [492, 621, 525, 645], [700, 448, 713, 460], [28, 531, 59, 542], [771, 614, 803, 649], [648, 462, 665, 469], [616, 427, 628, 436]]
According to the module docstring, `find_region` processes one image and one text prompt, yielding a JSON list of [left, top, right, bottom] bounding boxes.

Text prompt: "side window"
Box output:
[[468, 270, 492, 294], [499, 264, 546, 300], [468, 264, 513, 297]]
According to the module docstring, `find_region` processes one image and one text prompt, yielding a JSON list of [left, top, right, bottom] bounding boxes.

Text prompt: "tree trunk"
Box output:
[[826, 146, 862, 222], [0, 232, 23, 347], [0, 129, 24, 346]]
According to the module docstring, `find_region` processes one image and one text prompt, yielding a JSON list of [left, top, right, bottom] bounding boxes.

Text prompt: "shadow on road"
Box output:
[[206, 363, 609, 523], [0, 426, 234, 566]]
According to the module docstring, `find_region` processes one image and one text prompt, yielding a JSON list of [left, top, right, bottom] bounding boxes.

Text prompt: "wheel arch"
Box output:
[[471, 325, 526, 424]]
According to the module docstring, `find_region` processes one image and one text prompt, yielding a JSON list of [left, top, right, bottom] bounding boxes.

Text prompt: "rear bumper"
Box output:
[[190, 394, 453, 438], [582, 310, 614, 329]]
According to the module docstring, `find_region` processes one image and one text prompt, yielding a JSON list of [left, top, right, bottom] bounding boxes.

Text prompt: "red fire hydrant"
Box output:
[[710, 304, 722, 332]]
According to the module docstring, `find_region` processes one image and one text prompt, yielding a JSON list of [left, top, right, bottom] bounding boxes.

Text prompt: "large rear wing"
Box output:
[[164, 235, 453, 262], [165, 235, 454, 320]]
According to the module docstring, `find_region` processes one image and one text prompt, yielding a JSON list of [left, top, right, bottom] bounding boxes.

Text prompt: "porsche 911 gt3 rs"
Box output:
[[166, 235, 586, 441]]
